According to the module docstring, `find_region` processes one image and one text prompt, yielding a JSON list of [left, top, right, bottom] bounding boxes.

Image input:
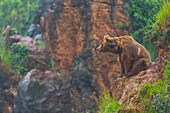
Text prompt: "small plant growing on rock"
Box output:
[[11, 43, 30, 75], [99, 89, 122, 113], [0, 29, 12, 68], [34, 40, 46, 49]]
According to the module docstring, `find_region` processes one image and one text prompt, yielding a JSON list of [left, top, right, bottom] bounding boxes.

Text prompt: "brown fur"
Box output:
[[96, 35, 151, 76]]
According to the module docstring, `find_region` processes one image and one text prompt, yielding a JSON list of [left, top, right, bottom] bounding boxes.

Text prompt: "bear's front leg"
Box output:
[[118, 54, 125, 76], [124, 58, 134, 76]]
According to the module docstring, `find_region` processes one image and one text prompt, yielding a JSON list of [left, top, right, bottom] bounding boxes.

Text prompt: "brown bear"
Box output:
[[96, 35, 151, 76]]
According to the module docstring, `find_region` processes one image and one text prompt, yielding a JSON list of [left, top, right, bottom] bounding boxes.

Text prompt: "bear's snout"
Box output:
[[95, 45, 102, 52]]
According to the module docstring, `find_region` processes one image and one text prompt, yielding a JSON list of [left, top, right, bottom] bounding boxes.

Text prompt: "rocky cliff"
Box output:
[[13, 0, 131, 112], [1, 0, 169, 113], [41, 0, 130, 90]]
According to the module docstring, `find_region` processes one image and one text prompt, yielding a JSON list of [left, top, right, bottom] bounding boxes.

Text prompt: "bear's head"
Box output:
[[96, 35, 122, 54]]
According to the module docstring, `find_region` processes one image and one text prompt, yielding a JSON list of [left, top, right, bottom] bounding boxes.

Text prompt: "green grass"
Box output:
[[156, 1, 170, 26], [0, 29, 30, 75], [103, 99, 122, 113], [139, 61, 170, 113], [0, 29, 12, 68], [0, 43, 12, 68], [144, 1, 170, 44], [34, 40, 46, 49], [164, 60, 170, 79], [99, 89, 122, 113]]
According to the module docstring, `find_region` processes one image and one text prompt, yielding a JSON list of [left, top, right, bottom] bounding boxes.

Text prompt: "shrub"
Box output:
[[11, 43, 30, 75], [145, 1, 170, 45], [0, 28, 30, 75], [139, 61, 170, 113], [156, 1, 170, 26], [99, 89, 122, 113], [0, 0, 41, 35], [34, 40, 46, 49], [164, 61, 170, 79], [126, 0, 163, 41], [152, 93, 170, 113]]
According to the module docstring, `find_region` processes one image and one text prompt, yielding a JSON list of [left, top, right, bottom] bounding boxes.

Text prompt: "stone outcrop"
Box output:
[[11, 0, 169, 113], [0, 61, 17, 113], [13, 55, 167, 113], [9, 35, 39, 52], [111, 56, 166, 106], [14, 69, 98, 113], [8, 35, 51, 72], [41, 0, 130, 89]]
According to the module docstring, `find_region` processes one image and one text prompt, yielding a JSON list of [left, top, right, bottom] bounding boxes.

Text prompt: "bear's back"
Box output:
[[117, 36, 151, 61]]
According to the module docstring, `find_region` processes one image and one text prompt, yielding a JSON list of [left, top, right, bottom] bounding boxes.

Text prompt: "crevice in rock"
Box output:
[[110, 0, 118, 36]]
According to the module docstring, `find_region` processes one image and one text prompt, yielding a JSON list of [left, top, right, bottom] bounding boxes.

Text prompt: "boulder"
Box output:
[[9, 35, 51, 72], [27, 24, 42, 38], [14, 69, 98, 113], [9, 35, 40, 52]]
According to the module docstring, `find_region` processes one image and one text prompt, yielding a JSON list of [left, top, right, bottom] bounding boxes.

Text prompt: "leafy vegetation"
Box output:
[[34, 39, 46, 49], [0, 0, 40, 35], [0, 29, 12, 68], [139, 61, 170, 113], [99, 89, 122, 113], [126, 0, 163, 41], [0, 28, 30, 75], [0, 42, 12, 68], [126, 1, 170, 112], [156, 1, 170, 26], [142, 41, 158, 62], [126, 0, 164, 61], [145, 1, 170, 44], [11, 44, 30, 75]]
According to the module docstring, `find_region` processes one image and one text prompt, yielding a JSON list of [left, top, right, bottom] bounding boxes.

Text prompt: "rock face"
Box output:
[[12, 0, 168, 113], [14, 69, 72, 113], [13, 57, 167, 113], [14, 69, 98, 113], [111, 56, 166, 106], [0, 61, 17, 113], [42, 0, 130, 89]]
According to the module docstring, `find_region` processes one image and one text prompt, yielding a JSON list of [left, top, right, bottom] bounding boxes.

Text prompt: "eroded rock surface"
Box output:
[[10, 0, 169, 113], [41, 0, 130, 90], [111, 56, 167, 107], [13, 55, 167, 113], [14, 69, 98, 113], [0, 61, 17, 113]]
